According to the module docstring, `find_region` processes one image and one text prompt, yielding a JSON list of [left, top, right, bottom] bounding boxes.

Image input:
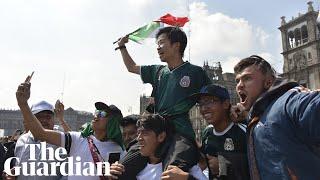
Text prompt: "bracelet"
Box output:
[[115, 45, 126, 51]]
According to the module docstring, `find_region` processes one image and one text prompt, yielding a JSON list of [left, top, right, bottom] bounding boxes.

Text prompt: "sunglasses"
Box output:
[[94, 110, 108, 119]]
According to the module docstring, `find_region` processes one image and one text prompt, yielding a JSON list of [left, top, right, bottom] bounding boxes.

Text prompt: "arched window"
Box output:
[[294, 28, 302, 47], [301, 25, 308, 43], [288, 31, 295, 48]]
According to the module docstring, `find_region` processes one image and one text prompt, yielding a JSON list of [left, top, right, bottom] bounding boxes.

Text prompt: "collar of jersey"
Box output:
[[212, 122, 234, 136], [170, 61, 189, 72]]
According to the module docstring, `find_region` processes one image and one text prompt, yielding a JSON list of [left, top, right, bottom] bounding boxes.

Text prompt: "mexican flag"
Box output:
[[128, 13, 189, 44]]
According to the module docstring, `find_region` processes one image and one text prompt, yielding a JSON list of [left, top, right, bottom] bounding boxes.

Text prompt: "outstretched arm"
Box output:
[[16, 76, 62, 147], [117, 35, 140, 74], [161, 165, 198, 180]]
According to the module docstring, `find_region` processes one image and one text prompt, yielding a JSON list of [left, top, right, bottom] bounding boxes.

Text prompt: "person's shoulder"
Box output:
[[234, 123, 247, 133], [16, 132, 30, 143], [142, 64, 166, 69], [101, 140, 125, 153], [202, 125, 214, 136], [68, 131, 83, 141], [187, 62, 203, 70]]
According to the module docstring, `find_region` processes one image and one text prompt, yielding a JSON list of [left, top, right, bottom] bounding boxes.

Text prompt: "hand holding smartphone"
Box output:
[[108, 152, 121, 164], [25, 71, 34, 83]]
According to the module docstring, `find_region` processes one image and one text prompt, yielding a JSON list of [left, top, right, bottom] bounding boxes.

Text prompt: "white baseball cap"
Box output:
[[31, 101, 54, 115]]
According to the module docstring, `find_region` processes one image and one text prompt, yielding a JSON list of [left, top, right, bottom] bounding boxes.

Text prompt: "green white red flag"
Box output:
[[128, 13, 189, 44]]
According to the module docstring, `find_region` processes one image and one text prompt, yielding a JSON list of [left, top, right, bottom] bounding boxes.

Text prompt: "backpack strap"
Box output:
[[87, 137, 107, 180], [64, 133, 72, 155]]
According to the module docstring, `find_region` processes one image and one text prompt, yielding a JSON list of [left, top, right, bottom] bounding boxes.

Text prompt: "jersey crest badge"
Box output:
[[180, 76, 190, 87], [224, 138, 234, 151]]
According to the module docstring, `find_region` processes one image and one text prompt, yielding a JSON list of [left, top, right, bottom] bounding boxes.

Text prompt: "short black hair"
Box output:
[[234, 55, 276, 79], [136, 114, 174, 136], [120, 114, 140, 127], [137, 114, 174, 159], [156, 26, 187, 58]]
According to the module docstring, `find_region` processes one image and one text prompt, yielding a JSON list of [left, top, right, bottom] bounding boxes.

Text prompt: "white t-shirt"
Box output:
[[60, 132, 125, 180], [136, 163, 208, 180]]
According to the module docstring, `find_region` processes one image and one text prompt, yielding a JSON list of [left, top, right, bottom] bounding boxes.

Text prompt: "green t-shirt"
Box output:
[[141, 62, 211, 138]]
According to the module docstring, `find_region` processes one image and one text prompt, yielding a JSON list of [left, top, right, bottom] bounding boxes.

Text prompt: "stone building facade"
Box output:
[[0, 107, 93, 136], [279, 1, 320, 89]]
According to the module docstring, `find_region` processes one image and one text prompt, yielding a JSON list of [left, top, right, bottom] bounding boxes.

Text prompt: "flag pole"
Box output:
[[187, 0, 191, 62], [60, 73, 66, 103], [113, 27, 142, 44]]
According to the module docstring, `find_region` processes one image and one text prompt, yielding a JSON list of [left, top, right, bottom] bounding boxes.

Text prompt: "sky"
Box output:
[[0, 0, 317, 115]]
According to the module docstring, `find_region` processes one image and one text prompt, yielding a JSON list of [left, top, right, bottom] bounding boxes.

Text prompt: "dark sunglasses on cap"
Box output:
[[94, 110, 108, 118]]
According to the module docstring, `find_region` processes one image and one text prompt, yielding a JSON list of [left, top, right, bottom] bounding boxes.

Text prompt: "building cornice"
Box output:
[[281, 40, 320, 55]]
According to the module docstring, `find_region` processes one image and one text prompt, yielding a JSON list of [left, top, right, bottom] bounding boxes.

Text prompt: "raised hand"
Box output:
[[117, 35, 129, 46], [16, 75, 32, 107], [55, 100, 64, 121], [230, 103, 248, 123]]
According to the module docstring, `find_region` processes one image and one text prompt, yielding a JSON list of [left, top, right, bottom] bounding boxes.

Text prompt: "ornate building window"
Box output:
[[294, 28, 302, 47], [288, 31, 295, 48], [301, 25, 308, 43]]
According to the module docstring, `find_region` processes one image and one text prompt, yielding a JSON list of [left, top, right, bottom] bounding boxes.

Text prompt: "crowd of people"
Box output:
[[0, 26, 319, 180]]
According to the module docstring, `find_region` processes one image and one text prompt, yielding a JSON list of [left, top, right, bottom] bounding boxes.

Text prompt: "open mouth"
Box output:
[[239, 92, 247, 104], [137, 144, 144, 149], [203, 113, 213, 120]]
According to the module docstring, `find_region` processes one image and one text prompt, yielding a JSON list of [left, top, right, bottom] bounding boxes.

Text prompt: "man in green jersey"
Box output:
[[116, 26, 211, 178]]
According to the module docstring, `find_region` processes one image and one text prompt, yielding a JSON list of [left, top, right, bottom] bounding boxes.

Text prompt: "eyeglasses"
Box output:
[[94, 110, 108, 119], [199, 99, 221, 107]]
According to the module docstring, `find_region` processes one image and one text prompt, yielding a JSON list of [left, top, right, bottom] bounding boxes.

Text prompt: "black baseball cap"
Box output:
[[190, 84, 230, 101], [95, 102, 123, 118]]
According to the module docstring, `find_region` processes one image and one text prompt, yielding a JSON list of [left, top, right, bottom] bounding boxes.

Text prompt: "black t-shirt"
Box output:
[[201, 123, 249, 180]]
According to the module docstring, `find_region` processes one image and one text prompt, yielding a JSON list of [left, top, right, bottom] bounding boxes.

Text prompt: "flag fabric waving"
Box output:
[[157, 13, 189, 27], [129, 22, 161, 44], [126, 13, 189, 44]]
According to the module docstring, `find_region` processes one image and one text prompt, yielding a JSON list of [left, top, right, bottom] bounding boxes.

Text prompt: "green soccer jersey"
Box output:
[[141, 62, 211, 138]]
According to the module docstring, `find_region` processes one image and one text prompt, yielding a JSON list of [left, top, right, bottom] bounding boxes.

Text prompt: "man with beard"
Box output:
[[232, 55, 320, 179]]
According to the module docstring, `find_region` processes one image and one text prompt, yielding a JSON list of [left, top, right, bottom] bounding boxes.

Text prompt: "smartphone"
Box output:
[[25, 71, 34, 83], [108, 152, 121, 164]]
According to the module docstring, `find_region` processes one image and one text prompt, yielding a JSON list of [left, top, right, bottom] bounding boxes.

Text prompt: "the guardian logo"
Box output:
[[4, 142, 110, 176]]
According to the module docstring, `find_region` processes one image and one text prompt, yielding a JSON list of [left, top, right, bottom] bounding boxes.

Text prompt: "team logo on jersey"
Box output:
[[224, 138, 234, 151], [180, 76, 190, 87]]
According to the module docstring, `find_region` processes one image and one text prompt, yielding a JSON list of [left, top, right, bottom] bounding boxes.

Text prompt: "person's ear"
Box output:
[[264, 76, 274, 89], [173, 42, 180, 51], [157, 132, 166, 143]]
